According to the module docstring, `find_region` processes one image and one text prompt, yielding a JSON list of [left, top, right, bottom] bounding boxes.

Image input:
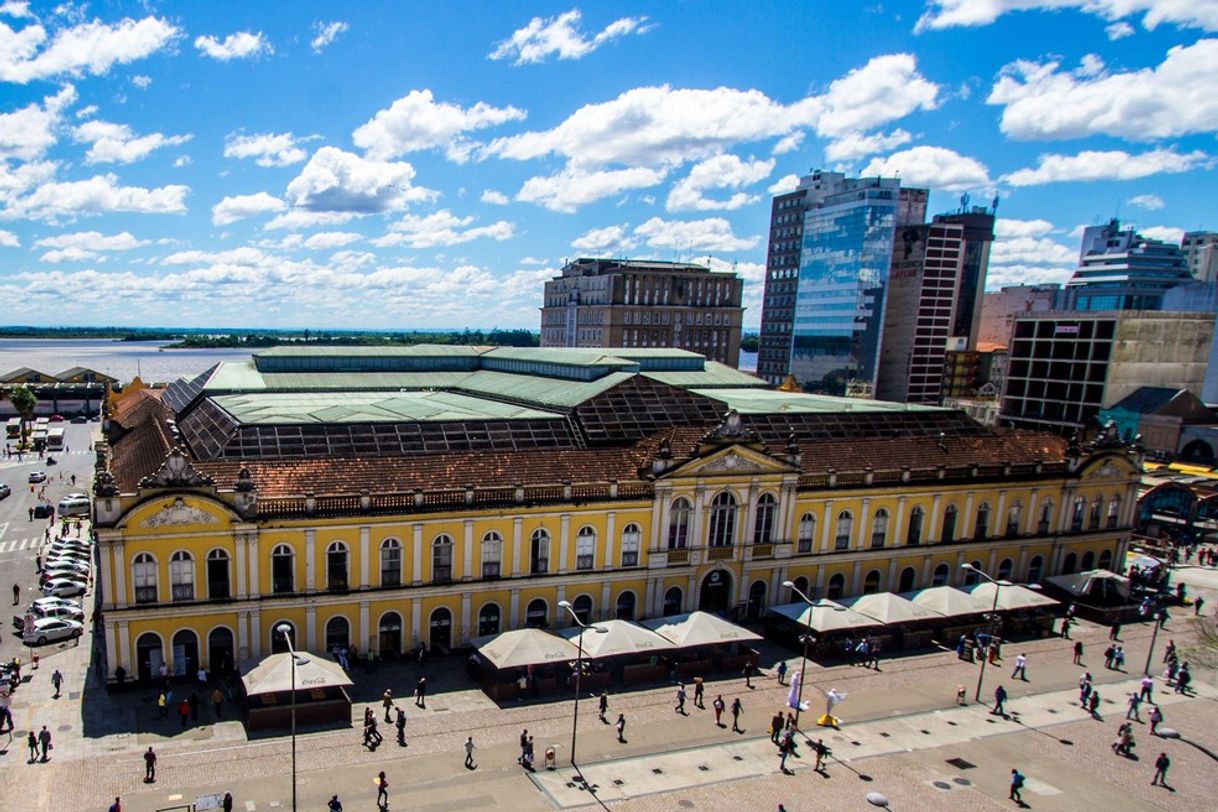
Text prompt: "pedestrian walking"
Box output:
[[1149, 705, 1163, 735], [1103, 645, 1115, 669], [523, 735, 535, 769], [778, 736, 792, 773], [1158, 608, 1170, 629], [812, 738, 829, 772], [382, 689, 394, 722], [178, 699, 190, 728], [1079, 673, 1093, 706], [222, 792, 232, 812], [770, 711, 784, 743], [144, 746, 156, 782], [1109, 622, 1120, 641], [518, 729, 529, 764], [730, 697, 743, 732], [1126, 692, 1142, 721], [196, 666, 207, 691], [693, 676, 704, 708], [37, 725, 51, 761], [1088, 690, 1101, 719], [1072, 640, 1083, 665], [395, 707, 406, 746], [776, 660, 788, 685], [464, 735, 476, 769], [598, 690, 608, 722], [11, 583, 18, 605], [615, 713, 626, 742], [713, 694, 725, 726], [1175, 663, 1192, 694], [26, 730, 37, 763], [109, 797, 122, 812], [212, 687, 224, 720], [50, 669, 63, 698], [327, 795, 343, 812], [1009, 768, 1025, 803], [1011, 653, 1028, 681], [1151, 752, 1170, 787], [675, 683, 687, 714], [1139, 675, 1154, 704], [743, 661, 755, 688], [992, 684, 1008, 716], [415, 676, 427, 708], [1163, 640, 1176, 663], [375, 771, 388, 808], [1195, 596, 1206, 616]]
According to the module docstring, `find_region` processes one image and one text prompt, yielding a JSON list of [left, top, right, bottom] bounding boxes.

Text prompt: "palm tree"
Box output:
[[7, 385, 37, 448]]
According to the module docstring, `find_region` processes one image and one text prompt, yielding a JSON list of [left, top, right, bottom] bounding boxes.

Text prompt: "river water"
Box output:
[[0, 339, 759, 385]]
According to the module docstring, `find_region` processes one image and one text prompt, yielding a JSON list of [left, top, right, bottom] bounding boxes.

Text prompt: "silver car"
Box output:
[[41, 578, 86, 598], [23, 617, 84, 645]]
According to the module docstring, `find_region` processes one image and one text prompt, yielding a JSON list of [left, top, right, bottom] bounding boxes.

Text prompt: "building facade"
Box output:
[[1066, 219, 1190, 311], [978, 285, 1063, 350], [1182, 231, 1218, 283], [91, 346, 1138, 682], [540, 258, 744, 367]]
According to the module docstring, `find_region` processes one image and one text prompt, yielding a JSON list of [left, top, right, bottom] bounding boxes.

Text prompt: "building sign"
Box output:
[[1055, 325, 1080, 335]]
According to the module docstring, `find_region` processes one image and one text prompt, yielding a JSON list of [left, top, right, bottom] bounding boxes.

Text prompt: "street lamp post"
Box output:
[[782, 580, 841, 727], [276, 623, 309, 812], [961, 563, 1010, 703], [557, 600, 607, 768], [1143, 603, 1163, 677]]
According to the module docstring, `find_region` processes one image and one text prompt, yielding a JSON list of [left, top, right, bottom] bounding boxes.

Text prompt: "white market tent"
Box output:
[[966, 582, 1060, 611], [899, 586, 993, 618], [240, 652, 353, 697], [1044, 569, 1131, 602], [769, 600, 881, 632], [839, 592, 945, 625], [557, 619, 676, 659], [641, 611, 763, 648], [472, 628, 582, 670]]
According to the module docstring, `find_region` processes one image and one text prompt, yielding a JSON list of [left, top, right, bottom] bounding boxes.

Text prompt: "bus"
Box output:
[[45, 427, 65, 452], [31, 428, 47, 450], [4, 417, 19, 439]]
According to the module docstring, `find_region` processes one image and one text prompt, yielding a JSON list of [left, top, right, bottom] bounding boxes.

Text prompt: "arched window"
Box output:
[[747, 580, 768, 620], [668, 498, 691, 550], [898, 566, 916, 593], [1027, 555, 1045, 583], [380, 538, 402, 586], [871, 508, 888, 548], [827, 573, 846, 600], [576, 526, 596, 570], [170, 550, 194, 602], [663, 586, 683, 616], [326, 541, 348, 591], [572, 594, 594, 625], [325, 616, 350, 652], [963, 560, 983, 586], [271, 544, 294, 594], [753, 493, 777, 544], [863, 569, 882, 594], [206, 549, 230, 599], [620, 524, 640, 567], [974, 502, 990, 540], [796, 513, 816, 554], [997, 558, 1014, 581], [1106, 495, 1121, 529], [1071, 498, 1085, 532], [530, 529, 550, 574], [1038, 499, 1054, 534], [432, 535, 453, 582], [1098, 549, 1113, 570], [477, 604, 500, 637], [132, 552, 157, 604], [1005, 501, 1021, 537], [789, 576, 810, 601], [615, 591, 636, 620], [1088, 497, 1102, 530], [1081, 550, 1096, 571], [525, 598, 548, 628], [1062, 552, 1078, 575], [708, 492, 737, 548], [270, 621, 295, 654], [907, 506, 924, 545], [932, 563, 950, 586], [941, 505, 958, 544], [481, 532, 502, 579], [834, 511, 853, 550]]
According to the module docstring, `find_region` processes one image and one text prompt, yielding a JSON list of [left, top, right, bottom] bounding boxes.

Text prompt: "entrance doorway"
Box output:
[[429, 607, 452, 652], [171, 629, 199, 678], [207, 627, 234, 675], [136, 633, 163, 683], [699, 569, 732, 615], [378, 612, 403, 658], [746, 579, 767, 621]]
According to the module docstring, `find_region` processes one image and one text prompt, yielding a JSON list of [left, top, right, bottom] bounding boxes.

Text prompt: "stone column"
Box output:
[[411, 598, 422, 649], [820, 500, 834, 553], [110, 541, 125, 610], [462, 520, 474, 582], [962, 492, 975, 539], [856, 498, 871, 550], [850, 560, 862, 595], [1026, 490, 1039, 536], [460, 592, 472, 645], [601, 581, 611, 619], [359, 601, 370, 653], [247, 531, 260, 599], [509, 589, 520, 630], [605, 511, 617, 569], [305, 605, 316, 651], [559, 514, 571, 574], [234, 535, 247, 599], [921, 554, 933, 586], [250, 607, 262, 658], [116, 621, 129, 675], [236, 610, 248, 661], [691, 485, 707, 548], [894, 497, 907, 548], [359, 526, 370, 588], [926, 495, 942, 542], [512, 517, 523, 577], [412, 524, 423, 586], [304, 530, 316, 591]]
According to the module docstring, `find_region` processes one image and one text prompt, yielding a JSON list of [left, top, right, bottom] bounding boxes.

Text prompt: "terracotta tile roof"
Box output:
[[785, 430, 1067, 475], [109, 397, 174, 492], [111, 389, 164, 429]]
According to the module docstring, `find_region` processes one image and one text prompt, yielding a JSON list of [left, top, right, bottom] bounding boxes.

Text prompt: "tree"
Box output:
[[7, 385, 37, 447]]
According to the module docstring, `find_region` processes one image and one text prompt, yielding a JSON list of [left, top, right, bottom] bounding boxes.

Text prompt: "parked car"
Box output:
[[40, 578, 86, 598], [23, 617, 83, 645], [13, 603, 84, 630], [29, 596, 81, 614], [49, 414, 64, 423], [70, 415, 88, 424], [28, 471, 47, 483], [57, 494, 90, 517], [44, 556, 90, 571], [0, 483, 10, 500], [40, 565, 90, 584], [49, 545, 90, 559], [32, 502, 53, 518]]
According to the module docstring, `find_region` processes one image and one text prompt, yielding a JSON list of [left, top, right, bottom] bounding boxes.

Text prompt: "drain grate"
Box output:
[[652, 768, 663, 775], [613, 779, 625, 786], [953, 777, 972, 786], [698, 765, 710, 772], [932, 781, 952, 790], [946, 758, 976, 770]]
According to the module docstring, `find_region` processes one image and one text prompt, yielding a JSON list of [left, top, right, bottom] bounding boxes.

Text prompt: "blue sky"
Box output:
[[0, 0, 1215, 330]]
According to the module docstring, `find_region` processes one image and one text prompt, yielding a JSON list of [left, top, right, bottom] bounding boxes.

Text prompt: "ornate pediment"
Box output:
[[93, 470, 119, 497], [702, 409, 760, 444], [1085, 459, 1126, 480], [140, 446, 213, 489], [141, 497, 218, 528], [665, 445, 792, 479]]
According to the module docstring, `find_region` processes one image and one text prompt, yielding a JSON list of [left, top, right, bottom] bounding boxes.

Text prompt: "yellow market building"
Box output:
[[91, 346, 1141, 682]]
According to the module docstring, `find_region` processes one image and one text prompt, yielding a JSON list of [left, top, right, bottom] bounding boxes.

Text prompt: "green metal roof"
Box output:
[[456, 370, 633, 408], [481, 347, 640, 368], [643, 362, 763, 389], [212, 390, 562, 424], [259, 372, 474, 390], [253, 344, 487, 358], [690, 389, 948, 415]]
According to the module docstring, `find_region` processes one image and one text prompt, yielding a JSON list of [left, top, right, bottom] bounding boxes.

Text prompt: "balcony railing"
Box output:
[[620, 551, 639, 567], [752, 544, 773, 559], [381, 570, 402, 587], [272, 577, 294, 594], [432, 565, 452, 583], [576, 555, 595, 570], [482, 562, 501, 579], [706, 546, 733, 561], [666, 549, 689, 565], [171, 584, 194, 602], [530, 558, 548, 575], [134, 585, 157, 604]]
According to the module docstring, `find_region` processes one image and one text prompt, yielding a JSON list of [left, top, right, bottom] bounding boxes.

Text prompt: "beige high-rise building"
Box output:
[[540, 258, 744, 367], [1183, 231, 1218, 283]]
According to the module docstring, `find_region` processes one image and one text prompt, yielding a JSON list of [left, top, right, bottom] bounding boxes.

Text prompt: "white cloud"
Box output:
[[916, 1, 1218, 33], [263, 210, 358, 231], [516, 166, 667, 213], [571, 224, 638, 254], [860, 146, 992, 192], [1106, 21, 1136, 38], [1128, 193, 1165, 210], [211, 192, 285, 226], [372, 209, 514, 248], [194, 31, 272, 61], [985, 263, 1076, 289], [0, 159, 56, 202], [990, 235, 1077, 266], [73, 119, 191, 164], [771, 132, 805, 156], [768, 174, 801, 194], [224, 132, 311, 167], [824, 129, 912, 162], [353, 89, 526, 163], [994, 218, 1055, 238], [0, 15, 179, 83], [75, 104, 96, 119], [285, 146, 436, 214], [480, 189, 509, 205], [666, 154, 774, 212], [634, 216, 759, 252], [488, 9, 650, 65], [518, 256, 548, 265], [310, 20, 348, 53], [815, 54, 938, 137], [130, 74, 151, 89], [1, 174, 188, 221], [0, 84, 75, 161], [35, 230, 148, 250], [988, 40, 1218, 140], [173, 155, 191, 168], [0, 2, 34, 20], [1001, 148, 1209, 186], [1140, 225, 1185, 243], [302, 231, 361, 250], [0, 228, 20, 247]]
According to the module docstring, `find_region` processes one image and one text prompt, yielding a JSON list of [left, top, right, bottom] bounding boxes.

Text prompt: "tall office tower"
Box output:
[[756, 170, 927, 393], [978, 284, 1064, 349], [1066, 219, 1190, 311], [539, 258, 745, 367], [1182, 231, 1218, 283]]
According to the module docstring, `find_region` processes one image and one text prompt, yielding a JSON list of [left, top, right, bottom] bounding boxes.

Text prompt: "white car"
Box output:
[[46, 550, 90, 565], [28, 470, 47, 483], [23, 617, 84, 645], [41, 578, 86, 598], [29, 596, 81, 613], [57, 495, 90, 517], [42, 561, 90, 579], [50, 540, 91, 554], [13, 604, 84, 631]]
